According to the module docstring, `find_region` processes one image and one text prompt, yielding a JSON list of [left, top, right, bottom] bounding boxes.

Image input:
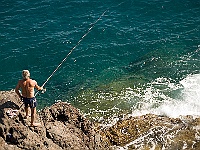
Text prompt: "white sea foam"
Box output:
[[77, 73, 200, 127], [130, 74, 200, 118]]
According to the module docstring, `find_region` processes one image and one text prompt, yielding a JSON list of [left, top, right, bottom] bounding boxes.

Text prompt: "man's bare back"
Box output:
[[15, 79, 41, 98], [15, 70, 43, 99]]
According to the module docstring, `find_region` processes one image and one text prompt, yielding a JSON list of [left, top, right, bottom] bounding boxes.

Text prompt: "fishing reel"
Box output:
[[41, 88, 46, 94]]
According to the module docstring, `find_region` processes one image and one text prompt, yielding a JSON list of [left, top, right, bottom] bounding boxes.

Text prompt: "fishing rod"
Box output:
[[34, 0, 129, 97], [35, 9, 108, 97]]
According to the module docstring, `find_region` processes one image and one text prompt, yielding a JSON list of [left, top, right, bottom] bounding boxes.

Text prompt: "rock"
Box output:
[[101, 114, 200, 149], [40, 102, 108, 150], [1, 90, 200, 150], [0, 90, 109, 150]]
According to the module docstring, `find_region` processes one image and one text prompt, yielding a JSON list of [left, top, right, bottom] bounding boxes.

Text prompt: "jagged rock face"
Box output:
[[101, 114, 200, 149], [40, 102, 108, 150], [1, 90, 200, 150], [0, 90, 109, 150]]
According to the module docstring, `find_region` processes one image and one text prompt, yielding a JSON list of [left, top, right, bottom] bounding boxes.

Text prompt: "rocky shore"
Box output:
[[0, 90, 108, 150], [1, 90, 200, 149]]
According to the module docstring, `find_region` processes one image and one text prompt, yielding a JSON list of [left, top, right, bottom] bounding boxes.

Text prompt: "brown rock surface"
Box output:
[[1, 90, 200, 150], [0, 90, 109, 150], [101, 114, 200, 149]]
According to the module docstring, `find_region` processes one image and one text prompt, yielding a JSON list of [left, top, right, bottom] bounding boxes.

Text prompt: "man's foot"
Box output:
[[24, 114, 31, 119], [30, 123, 41, 127], [24, 116, 28, 119]]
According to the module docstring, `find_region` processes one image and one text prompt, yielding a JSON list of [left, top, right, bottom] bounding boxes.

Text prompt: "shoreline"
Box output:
[[1, 90, 200, 149]]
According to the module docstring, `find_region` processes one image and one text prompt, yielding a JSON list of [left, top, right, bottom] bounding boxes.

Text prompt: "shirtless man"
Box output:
[[15, 70, 43, 126]]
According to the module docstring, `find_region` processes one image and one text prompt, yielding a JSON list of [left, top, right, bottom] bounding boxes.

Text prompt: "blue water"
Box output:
[[1, 0, 200, 123]]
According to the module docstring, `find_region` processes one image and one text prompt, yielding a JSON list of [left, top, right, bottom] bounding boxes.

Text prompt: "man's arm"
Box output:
[[15, 81, 22, 99], [35, 81, 43, 91]]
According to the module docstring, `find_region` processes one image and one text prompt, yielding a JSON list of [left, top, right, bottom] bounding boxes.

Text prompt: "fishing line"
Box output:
[[35, 0, 128, 97], [35, 9, 108, 96]]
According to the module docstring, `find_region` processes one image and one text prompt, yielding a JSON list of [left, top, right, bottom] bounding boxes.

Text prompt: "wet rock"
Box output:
[[101, 114, 200, 149]]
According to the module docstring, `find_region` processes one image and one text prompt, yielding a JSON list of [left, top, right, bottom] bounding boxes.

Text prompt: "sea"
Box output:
[[0, 0, 200, 126]]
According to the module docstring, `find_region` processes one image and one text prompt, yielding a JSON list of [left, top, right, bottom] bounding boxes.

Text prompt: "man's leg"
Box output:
[[30, 107, 36, 126], [24, 106, 29, 119]]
